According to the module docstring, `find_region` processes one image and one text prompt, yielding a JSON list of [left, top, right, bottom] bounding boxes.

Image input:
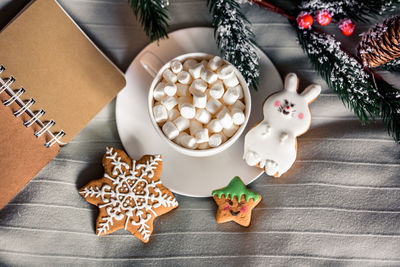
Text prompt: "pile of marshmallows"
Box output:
[[152, 56, 246, 150]]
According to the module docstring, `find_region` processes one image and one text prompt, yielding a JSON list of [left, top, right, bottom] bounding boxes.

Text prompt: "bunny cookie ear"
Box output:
[[301, 84, 321, 103], [284, 73, 299, 93]]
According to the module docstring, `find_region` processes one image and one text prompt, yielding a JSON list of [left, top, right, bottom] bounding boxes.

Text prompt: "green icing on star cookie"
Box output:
[[212, 176, 260, 202]]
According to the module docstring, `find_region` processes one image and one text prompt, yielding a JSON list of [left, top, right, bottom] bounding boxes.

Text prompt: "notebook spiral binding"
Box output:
[[0, 65, 65, 148]]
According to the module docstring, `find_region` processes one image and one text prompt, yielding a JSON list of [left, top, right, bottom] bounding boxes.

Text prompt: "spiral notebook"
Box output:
[[0, 0, 126, 209]]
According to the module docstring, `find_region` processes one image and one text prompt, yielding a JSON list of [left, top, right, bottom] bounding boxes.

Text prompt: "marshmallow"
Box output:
[[198, 142, 210, 150], [217, 107, 233, 129], [175, 132, 187, 144], [153, 104, 168, 123], [209, 81, 225, 99], [162, 69, 177, 83], [178, 96, 191, 106], [189, 120, 203, 136], [223, 74, 239, 88], [223, 124, 239, 138], [154, 82, 166, 101], [188, 63, 204, 79], [177, 71, 192, 85], [168, 108, 180, 121], [176, 83, 189, 96], [207, 56, 224, 71], [173, 116, 190, 131], [192, 91, 207, 109], [231, 108, 245, 125], [218, 64, 234, 79], [209, 133, 223, 147], [195, 108, 211, 124], [207, 119, 223, 133], [183, 59, 198, 70], [176, 132, 197, 149], [201, 69, 218, 84], [161, 96, 178, 111], [164, 82, 177, 96], [229, 99, 245, 111], [162, 121, 179, 140], [195, 128, 209, 143], [234, 84, 244, 99], [223, 86, 240, 105], [206, 98, 223, 114], [200, 59, 208, 68], [220, 132, 228, 143], [189, 79, 208, 93], [178, 96, 193, 117], [179, 103, 196, 119], [170, 60, 183, 74]]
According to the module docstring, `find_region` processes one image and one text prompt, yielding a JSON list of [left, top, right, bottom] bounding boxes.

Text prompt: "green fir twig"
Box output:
[[298, 0, 400, 23], [207, 0, 260, 90], [128, 0, 170, 42], [296, 29, 400, 142], [379, 58, 400, 73]]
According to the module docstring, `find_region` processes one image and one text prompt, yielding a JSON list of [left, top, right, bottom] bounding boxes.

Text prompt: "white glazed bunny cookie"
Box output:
[[243, 73, 321, 177]]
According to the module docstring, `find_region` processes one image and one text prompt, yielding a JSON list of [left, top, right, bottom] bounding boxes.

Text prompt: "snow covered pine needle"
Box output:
[[207, 0, 260, 90], [297, 29, 400, 142]]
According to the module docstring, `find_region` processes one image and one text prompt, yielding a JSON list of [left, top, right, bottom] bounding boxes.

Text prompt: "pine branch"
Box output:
[[128, 0, 170, 42], [207, 0, 260, 90], [375, 78, 400, 142], [298, 0, 400, 23], [297, 29, 400, 142], [344, 0, 400, 22], [379, 58, 400, 72]]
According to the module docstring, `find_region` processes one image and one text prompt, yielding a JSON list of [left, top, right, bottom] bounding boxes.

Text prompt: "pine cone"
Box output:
[[358, 16, 400, 68]]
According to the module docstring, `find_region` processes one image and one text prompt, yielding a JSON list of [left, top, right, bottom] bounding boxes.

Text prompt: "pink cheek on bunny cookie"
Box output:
[[298, 113, 304, 119], [274, 100, 280, 107]]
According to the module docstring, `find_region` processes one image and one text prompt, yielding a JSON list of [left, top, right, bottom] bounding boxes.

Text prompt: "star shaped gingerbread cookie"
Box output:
[[79, 147, 178, 243], [212, 176, 261, 227]]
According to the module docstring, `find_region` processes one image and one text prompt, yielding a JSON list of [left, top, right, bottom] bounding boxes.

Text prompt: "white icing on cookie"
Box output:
[[243, 73, 321, 177], [80, 147, 178, 241]]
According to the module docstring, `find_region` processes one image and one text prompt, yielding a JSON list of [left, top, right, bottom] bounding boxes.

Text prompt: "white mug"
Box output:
[[141, 52, 251, 157]]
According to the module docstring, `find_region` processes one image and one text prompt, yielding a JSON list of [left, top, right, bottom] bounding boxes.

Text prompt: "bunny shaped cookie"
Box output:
[[244, 73, 321, 177]]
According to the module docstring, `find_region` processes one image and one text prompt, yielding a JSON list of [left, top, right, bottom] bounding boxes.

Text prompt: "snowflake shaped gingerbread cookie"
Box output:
[[79, 147, 178, 243]]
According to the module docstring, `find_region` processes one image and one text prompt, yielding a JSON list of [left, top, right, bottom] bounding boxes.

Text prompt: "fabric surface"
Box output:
[[1, 0, 399, 266]]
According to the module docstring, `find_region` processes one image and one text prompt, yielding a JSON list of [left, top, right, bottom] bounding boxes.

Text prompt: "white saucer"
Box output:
[[116, 27, 283, 197]]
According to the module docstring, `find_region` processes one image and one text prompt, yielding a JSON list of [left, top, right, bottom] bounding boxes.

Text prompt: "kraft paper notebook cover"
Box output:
[[0, 0, 126, 209]]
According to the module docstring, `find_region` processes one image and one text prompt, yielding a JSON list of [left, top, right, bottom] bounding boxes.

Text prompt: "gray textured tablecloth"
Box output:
[[1, 0, 399, 266]]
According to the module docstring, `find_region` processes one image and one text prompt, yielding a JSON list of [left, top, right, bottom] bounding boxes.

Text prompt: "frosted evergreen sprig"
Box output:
[[380, 58, 400, 73], [299, 0, 400, 23], [297, 29, 400, 142], [299, 0, 357, 17], [128, 0, 170, 42], [207, 0, 260, 90]]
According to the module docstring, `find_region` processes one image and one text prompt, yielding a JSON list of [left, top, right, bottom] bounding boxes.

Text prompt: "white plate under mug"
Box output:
[[116, 27, 283, 197]]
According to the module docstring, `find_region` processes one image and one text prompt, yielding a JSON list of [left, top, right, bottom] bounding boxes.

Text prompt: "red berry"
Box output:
[[297, 12, 313, 29], [339, 19, 355, 36], [316, 10, 332, 26]]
